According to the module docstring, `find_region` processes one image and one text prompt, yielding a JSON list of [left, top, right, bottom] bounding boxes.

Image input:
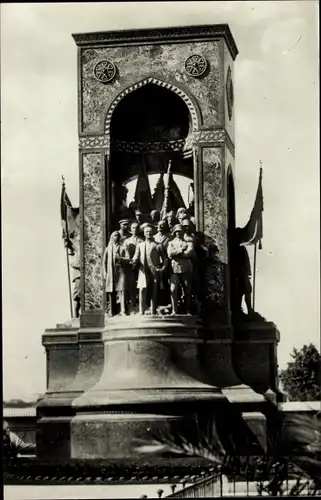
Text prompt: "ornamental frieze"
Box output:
[[79, 136, 109, 149], [79, 130, 234, 152], [192, 129, 225, 144]]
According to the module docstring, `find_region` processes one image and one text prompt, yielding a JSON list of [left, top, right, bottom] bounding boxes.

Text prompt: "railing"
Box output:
[[166, 473, 229, 497], [166, 474, 318, 498]]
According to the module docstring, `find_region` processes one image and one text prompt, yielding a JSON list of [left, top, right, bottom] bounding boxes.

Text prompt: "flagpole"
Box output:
[[252, 241, 257, 310], [62, 175, 73, 319], [66, 245, 73, 319]]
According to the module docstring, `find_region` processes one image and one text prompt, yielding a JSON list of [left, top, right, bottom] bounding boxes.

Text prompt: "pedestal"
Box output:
[[233, 321, 280, 393]]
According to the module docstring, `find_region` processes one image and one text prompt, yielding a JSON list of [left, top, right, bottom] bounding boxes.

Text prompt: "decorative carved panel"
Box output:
[[82, 153, 104, 311], [202, 147, 227, 311]]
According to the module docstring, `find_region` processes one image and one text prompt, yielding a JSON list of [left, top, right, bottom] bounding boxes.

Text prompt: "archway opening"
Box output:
[[107, 83, 195, 233]]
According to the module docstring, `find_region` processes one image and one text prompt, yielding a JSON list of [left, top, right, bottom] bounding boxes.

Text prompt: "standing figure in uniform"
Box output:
[[150, 209, 160, 232], [154, 220, 171, 306], [167, 224, 195, 315], [132, 225, 168, 315], [118, 219, 131, 245], [154, 220, 170, 249], [165, 210, 176, 234], [124, 222, 143, 312], [232, 228, 254, 317], [181, 218, 200, 313], [102, 231, 129, 316], [176, 207, 189, 225]]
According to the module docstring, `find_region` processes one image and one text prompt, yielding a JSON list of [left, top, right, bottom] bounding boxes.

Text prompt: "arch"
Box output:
[[104, 77, 201, 137]]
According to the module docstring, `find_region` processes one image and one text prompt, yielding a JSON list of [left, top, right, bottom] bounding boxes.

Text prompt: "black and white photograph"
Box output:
[[2, 1, 320, 498]]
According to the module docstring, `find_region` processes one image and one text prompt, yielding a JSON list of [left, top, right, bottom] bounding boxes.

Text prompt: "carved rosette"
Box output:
[[82, 153, 104, 311], [202, 148, 227, 311]]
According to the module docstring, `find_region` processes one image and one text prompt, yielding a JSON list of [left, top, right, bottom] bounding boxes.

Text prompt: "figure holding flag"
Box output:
[[232, 165, 264, 319]]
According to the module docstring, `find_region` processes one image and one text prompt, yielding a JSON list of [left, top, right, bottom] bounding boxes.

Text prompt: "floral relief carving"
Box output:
[[83, 153, 104, 310], [202, 148, 227, 310]]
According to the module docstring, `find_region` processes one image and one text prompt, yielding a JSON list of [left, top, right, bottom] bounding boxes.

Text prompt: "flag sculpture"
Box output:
[[239, 164, 264, 309]]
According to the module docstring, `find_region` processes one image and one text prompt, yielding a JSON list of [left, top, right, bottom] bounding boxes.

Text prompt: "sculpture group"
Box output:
[[102, 207, 202, 316], [61, 166, 261, 321]]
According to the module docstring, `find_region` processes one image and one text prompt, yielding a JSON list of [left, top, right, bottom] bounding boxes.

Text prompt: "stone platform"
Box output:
[[36, 314, 279, 460]]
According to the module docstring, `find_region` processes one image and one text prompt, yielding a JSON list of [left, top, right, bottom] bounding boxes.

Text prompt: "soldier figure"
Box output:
[[232, 228, 255, 317], [167, 224, 195, 315], [102, 231, 129, 316], [119, 219, 131, 245], [150, 209, 160, 232], [165, 210, 176, 233], [132, 225, 168, 315], [135, 209, 144, 226], [124, 222, 143, 312], [181, 218, 199, 312], [154, 220, 171, 306], [176, 207, 189, 224], [154, 220, 170, 249]]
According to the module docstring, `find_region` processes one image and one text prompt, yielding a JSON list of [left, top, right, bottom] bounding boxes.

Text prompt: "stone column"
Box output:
[[193, 132, 234, 326], [79, 142, 108, 327]]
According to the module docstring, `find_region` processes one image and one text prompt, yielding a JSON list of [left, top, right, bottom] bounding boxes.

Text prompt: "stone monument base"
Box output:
[[37, 315, 279, 460]]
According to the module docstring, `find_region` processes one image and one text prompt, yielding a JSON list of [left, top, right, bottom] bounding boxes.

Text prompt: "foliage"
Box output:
[[135, 409, 321, 496], [3, 395, 43, 407], [280, 344, 321, 402]]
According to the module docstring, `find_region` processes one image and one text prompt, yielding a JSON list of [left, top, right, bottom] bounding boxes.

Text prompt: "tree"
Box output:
[[280, 344, 321, 402]]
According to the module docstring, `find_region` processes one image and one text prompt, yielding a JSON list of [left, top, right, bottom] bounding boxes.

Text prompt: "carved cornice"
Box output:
[[72, 24, 238, 60]]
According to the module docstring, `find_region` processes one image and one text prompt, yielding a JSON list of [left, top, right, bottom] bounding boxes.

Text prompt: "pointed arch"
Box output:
[[104, 77, 201, 137]]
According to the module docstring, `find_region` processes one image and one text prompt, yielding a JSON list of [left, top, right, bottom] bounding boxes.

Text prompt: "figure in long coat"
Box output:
[[132, 225, 168, 315], [102, 231, 129, 316]]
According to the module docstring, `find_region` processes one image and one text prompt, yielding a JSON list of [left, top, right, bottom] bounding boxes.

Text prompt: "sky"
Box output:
[[1, 1, 319, 400]]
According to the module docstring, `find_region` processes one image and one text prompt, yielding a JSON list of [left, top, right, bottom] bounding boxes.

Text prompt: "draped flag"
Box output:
[[134, 157, 153, 213], [152, 172, 165, 212], [168, 171, 186, 211], [240, 166, 264, 249], [60, 176, 74, 318], [60, 176, 73, 240]]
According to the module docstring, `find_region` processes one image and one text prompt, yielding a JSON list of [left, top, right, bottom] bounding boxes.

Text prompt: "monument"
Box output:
[[36, 24, 280, 462]]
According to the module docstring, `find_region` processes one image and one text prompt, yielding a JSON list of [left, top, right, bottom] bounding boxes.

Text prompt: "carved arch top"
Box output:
[[104, 77, 201, 137]]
